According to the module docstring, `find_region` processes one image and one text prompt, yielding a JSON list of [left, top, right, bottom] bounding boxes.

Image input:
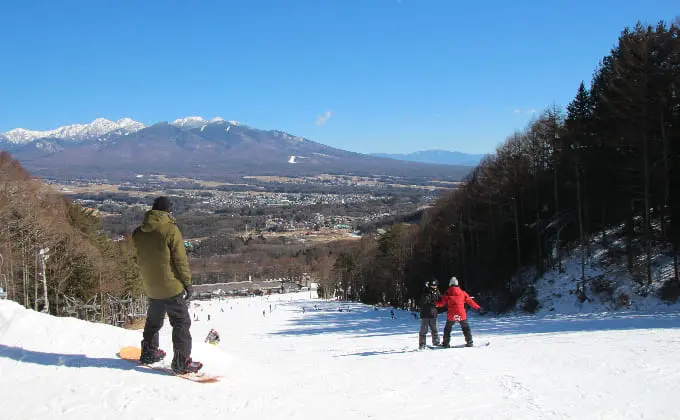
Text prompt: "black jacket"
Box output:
[[418, 287, 442, 319]]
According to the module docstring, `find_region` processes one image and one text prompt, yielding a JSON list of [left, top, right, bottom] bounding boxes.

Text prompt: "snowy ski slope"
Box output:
[[1, 292, 679, 420]]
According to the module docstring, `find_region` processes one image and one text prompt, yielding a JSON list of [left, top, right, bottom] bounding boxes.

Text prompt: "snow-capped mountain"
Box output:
[[0, 118, 145, 144], [2, 115, 472, 181], [170, 116, 240, 129]]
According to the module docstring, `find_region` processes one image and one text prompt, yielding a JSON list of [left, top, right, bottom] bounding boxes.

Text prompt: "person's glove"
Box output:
[[184, 284, 193, 301]]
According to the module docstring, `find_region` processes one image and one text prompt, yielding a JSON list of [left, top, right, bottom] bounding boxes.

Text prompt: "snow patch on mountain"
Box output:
[[0, 118, 145, 144], [35, 140, 64, 154], [270, 130, 305, 142], [170, 116, 207, 129], [170, 116, 240, 129]]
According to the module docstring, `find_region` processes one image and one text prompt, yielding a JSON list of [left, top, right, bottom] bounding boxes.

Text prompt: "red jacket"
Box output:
[[436, 286, 480, 321]]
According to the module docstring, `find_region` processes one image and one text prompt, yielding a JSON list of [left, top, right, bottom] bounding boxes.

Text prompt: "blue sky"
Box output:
[[0, 1, 677, 154]]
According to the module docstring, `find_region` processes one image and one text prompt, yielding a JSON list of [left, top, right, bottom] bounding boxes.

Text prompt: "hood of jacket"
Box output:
[[140, 210, 174, 232]]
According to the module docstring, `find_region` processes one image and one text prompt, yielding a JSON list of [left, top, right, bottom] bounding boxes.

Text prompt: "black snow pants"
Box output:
[[442, 319, 473, 346], [142, 292, 192, 358], [418, 317, 440, 347]]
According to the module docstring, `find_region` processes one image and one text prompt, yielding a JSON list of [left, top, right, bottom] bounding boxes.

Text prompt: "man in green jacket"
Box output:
[[132, 196, 202, 374]]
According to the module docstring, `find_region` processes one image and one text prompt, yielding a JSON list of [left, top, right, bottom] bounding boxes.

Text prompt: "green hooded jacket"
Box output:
[[132, 210, 192, 299]]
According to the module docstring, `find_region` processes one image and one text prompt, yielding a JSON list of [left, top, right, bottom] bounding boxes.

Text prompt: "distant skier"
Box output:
[[418, 279, 442, 349], [436, 277, 482, 347], [205, 328, 220, 345], [132, 196, 202, 374]]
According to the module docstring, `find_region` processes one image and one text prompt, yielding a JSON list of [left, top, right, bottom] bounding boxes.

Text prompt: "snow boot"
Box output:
[[171, 354, 203, 374], [465, 342, 474, 347], [139, 342, 166, 364]]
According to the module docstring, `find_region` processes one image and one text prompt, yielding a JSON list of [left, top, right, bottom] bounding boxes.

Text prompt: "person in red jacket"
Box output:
[[436, 276, 481, 347]]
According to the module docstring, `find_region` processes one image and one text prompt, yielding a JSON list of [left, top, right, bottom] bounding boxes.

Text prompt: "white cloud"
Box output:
[[315, 110, 332, 126], [527, 109, 537, 115], [513, 109, 521, 114]]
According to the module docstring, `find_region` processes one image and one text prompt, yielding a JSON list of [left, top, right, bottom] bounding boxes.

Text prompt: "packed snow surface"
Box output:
[[1, 292, 679, 419]]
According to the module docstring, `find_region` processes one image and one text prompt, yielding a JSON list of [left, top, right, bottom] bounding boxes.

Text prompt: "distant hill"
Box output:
[[1, 117, 472, 182], [371, 150, 486, 166]]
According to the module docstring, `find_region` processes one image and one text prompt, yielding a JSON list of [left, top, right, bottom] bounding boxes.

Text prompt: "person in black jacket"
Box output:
[[418, 279, 442, 348]]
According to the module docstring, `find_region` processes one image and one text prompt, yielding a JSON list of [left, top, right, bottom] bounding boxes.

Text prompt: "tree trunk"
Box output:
[[459, 213, 467, 282], [34, 252, 38, 311], [576, 164, 586, 283], [554, 161, 561, 272], [584, 176, 590, 255], [535, 177, 543, 273], [643, 131, 652, 285], [513, 196, 521, 271], [601, 206, 607, 246], [487, 202, 495, 287], [22, 240, 27, 308], [661, 110, 670, 238], [625, 203, 634, 272], [674, 243, 679, 283]]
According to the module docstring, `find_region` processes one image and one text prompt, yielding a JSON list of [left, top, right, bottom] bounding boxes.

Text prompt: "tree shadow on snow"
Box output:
[[270, 299, 680, 339], [335, 348, 422, 357], [0, 344, 167, 376], [270, 302, 420, 338], [473, 311, 680, 336]]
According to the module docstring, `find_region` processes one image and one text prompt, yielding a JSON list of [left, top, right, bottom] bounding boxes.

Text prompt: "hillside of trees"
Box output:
[[0, 152, 141, 315], [318, 21, 680, 310]]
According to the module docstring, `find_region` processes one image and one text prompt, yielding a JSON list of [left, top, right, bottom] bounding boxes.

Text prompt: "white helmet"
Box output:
[[449, 277, 459, 287]]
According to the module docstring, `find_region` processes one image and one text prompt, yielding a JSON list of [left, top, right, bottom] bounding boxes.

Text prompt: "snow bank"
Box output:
[[520, 230, 680, 315]]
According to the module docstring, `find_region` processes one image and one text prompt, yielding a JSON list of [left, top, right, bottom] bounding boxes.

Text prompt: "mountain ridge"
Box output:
[[0, 118, 145, 144], [2, 117, 472, 181], [371, 149, 486, 166]]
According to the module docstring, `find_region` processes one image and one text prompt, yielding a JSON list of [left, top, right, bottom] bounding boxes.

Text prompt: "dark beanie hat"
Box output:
[[152, 196, 173, 212]]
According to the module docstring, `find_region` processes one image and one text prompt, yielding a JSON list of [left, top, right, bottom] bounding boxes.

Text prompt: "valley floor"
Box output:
[[1, 292, 679, 420]]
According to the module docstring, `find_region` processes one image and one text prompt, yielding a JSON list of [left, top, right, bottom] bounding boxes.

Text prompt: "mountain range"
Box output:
[[371, 150, 486, 166], [0, 117, 474, 181]]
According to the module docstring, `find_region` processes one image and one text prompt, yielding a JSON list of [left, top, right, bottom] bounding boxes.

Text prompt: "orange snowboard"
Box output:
[[117, 346, 220, 383]]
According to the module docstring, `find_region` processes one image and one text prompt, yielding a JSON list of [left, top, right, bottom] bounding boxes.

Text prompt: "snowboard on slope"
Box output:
[[424, 341, 490, 350], [117, 346, 221, 383]]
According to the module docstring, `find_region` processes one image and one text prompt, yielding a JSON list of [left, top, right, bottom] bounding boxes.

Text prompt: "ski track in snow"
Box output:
[[1, 292, 680, 419]]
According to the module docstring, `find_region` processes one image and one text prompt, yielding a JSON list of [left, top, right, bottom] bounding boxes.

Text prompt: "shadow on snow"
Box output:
[[269, 299, 680, 338], [0, 344, 168, 377]]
